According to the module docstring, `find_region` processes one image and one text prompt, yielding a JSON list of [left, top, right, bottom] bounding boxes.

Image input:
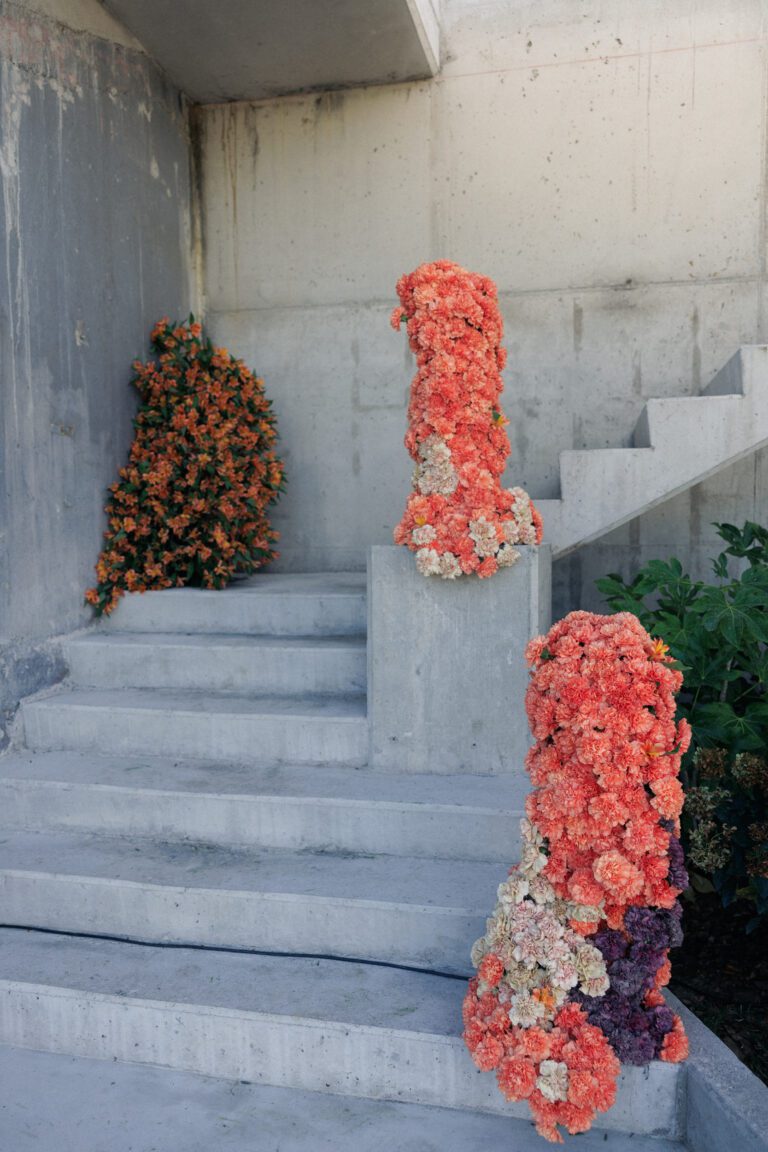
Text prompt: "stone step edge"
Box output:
[[0, 976, 683, 1137], [7, 1045, 660, 1152], [1, 866, 483, 918], [0, 774, 520, 817], [65, 632, 368, 648], [0, 864, 484, 971], [0, 769, 527, 861], [22, 689, 368, 713]]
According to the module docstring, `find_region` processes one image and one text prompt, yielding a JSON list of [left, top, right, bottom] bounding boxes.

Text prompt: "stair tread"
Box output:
[[25, 688, 367, 718], [0, 1043, 686, 1152], [646, 393, 743, 408], [0, 931, 683, 1135], [145, 572, 366, 597], [561, 446, 654, 461], [0, 927, 468, 1032], [0, 750, 529, 810], [0, 826, 501, 912], [66, 632, 367, 650]]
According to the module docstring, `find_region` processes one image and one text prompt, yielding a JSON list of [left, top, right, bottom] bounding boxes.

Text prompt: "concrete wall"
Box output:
[[199, 0, 768, 613], [0, 0, 195, 742]]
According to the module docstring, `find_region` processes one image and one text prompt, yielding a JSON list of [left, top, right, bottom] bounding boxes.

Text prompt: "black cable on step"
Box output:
[[0, 923, 471, 982]]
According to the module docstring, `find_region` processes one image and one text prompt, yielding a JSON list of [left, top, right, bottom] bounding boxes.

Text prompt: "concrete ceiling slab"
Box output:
[[101, 0, 441, 103]]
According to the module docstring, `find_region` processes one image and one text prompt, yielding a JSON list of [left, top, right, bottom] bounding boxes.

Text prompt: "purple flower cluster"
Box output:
[[662, 824, 689, 891], [571, 903, 683, 1064]]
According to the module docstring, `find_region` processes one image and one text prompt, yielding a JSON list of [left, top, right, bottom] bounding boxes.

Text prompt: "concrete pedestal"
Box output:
[[368, 545, 551, 774]]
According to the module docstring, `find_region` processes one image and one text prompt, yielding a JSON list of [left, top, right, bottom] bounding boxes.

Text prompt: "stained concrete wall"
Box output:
[[0, 0, 194, 742], [199, 0, 768, 613]]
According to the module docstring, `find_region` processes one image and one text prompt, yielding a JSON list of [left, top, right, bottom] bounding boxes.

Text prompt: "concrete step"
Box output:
[[535, 345, 768, 558], [632, 394, 744, 449], [559, 446, 656, 502], [102, 572, 367, 637], [64, 632, 367, 696], [0, 750, 529, 861], [21, 689, 368, 767], [0, 929, 683, 1138], [0, 828, 499, 970], [0, 1043, 687, 1152]]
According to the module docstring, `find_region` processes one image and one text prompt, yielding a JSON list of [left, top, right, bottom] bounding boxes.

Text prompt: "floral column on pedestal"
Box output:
[[463, 611, 690, 1143], [391, 261, 542, 578]]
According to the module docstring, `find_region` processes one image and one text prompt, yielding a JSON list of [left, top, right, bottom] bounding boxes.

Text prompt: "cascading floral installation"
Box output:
[[463, 611, 690, 1143], [86, 318, 284, 614], [390, 261, 542, 579]]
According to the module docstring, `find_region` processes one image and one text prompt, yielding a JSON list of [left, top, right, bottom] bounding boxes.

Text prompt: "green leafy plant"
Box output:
[[596, 521, 768, 928]]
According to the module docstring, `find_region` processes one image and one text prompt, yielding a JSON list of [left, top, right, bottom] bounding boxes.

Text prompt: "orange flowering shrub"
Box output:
[[464, 611, 689, 1142], [391, 261, 542, 579], [86, 318, 285, 614]]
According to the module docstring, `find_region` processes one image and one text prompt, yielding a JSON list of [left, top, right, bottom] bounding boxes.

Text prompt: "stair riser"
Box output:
[[559, 449, 658, 502], [21, 703, 368, 768], [633, 396, 749, 450], [0, 781, 524, 862], [0, 981, 682, 1137], [104, 592, 366, 637], [64, 642, 367, 696], [0, 874, 482, 973]]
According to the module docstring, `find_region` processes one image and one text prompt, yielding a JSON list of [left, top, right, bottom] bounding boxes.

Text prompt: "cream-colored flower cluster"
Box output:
[[471, 819, 609, 1028], [414, 435, 458, 497]]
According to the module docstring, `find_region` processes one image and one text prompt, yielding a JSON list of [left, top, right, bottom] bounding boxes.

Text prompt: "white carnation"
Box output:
[[536, 1060, 569, 1103]]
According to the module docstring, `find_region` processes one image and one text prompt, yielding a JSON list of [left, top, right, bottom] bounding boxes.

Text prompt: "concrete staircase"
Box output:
[[0, 573, 686, 1149], [538, 345, 768, 557]]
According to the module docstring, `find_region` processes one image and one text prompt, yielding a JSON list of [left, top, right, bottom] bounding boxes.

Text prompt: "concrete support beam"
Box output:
[[368, 545, 551, 774]]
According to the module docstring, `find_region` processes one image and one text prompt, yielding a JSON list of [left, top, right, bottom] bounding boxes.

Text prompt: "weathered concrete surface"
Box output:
[[201, 0, 768, 609], [0, 1045, 687, 1152], [102, 0, 441, 103], [0, 826, 501, 972], [0, 0, 194, 739], [0, 827, 499, 972], [15, 0, 142, 46], [666, 992, 768, 1152], [21, 688, 369, 766], [0, 749, 530, 861], [368, 545, 551, 773], [63, 631, 368, 695], [0, 929, 684, 1137], [0, 636, 65, 750], [102, 572, 369, 636]]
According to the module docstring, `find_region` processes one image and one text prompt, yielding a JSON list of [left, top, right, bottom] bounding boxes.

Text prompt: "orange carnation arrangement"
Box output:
[[391, 261, 542, 579], [463, 611, 690, 1142], [86, 317, 285, 615]]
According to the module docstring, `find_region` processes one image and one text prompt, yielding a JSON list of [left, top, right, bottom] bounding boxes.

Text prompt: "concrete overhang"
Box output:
[[100, 0, 442, 103]]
